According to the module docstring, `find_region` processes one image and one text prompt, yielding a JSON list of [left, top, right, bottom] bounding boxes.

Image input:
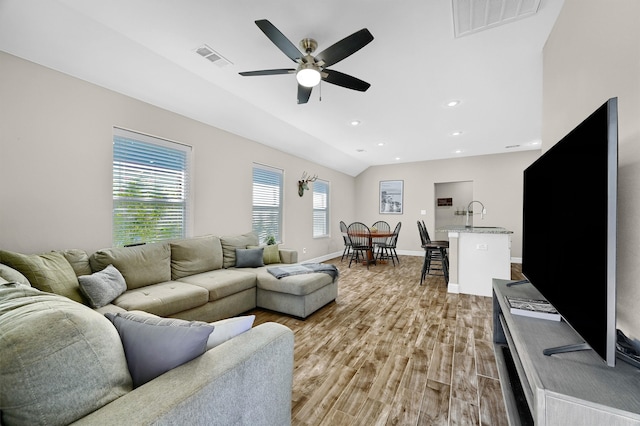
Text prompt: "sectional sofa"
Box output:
[[0, 232, 339, 425], [0, 232, 338, 321]]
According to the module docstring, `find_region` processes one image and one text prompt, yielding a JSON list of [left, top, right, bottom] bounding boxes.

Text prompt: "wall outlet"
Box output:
[[476, 243, 488, 251], [303, 248, 307, 254]]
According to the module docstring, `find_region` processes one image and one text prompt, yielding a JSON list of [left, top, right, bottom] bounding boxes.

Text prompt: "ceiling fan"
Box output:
[[239, 19, 374, 104]]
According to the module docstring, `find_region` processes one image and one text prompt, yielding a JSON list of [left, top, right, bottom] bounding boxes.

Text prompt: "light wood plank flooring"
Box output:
[[250, 255, 524, 425]]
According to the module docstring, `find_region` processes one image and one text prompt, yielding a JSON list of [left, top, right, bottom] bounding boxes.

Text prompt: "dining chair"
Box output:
[[339, 220, 352, 261], [371, 220, 390, 251], [418, 220, 449, 284], [376, 221, 401, 266], [347, 222, 374, 269]]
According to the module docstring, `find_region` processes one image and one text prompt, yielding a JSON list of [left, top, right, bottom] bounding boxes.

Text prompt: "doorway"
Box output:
[[433, 181, 473, 240]]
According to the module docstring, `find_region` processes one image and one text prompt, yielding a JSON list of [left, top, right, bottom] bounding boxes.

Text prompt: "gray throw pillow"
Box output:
[[235, 247, 264, 268], [220, 233, 259, 268], [105, 312, 214, 388], [78, 264, 127, 308]]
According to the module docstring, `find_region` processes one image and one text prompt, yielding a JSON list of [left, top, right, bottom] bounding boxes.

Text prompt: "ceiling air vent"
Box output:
[[195, 44, 232, 67], [452, 0, 541, 38]]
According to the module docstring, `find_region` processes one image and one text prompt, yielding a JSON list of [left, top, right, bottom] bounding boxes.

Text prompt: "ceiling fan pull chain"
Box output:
[[319, 80, 322, 102]]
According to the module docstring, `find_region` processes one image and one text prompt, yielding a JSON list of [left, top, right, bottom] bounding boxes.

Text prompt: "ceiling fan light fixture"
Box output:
[[296, 65, 321, 87]]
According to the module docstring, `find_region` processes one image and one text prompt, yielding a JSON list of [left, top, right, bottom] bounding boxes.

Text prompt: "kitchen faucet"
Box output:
[[466, 200, 486, 227]]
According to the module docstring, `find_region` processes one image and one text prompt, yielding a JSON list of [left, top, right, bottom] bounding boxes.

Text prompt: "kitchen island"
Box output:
[[437, 225, 513, 297]]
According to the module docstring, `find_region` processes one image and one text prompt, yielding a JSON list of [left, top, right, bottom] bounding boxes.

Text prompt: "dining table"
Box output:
[[347, 229, 396, 265]]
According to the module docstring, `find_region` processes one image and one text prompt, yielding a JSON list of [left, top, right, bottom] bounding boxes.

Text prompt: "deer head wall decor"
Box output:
[[298, 172, 318, 197]]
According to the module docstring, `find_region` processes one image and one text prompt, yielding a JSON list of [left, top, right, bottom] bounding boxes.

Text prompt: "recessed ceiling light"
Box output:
[[395, 157, 401, 161], [451, 131, 463, 136], [377, 142, 385, 146], [454, 149, 464, 154], [446, 100, 460, 107], [350, 120, 361, 126]]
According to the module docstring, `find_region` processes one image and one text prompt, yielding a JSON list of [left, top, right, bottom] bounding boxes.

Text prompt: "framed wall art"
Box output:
[[379, 180, 403, 214]]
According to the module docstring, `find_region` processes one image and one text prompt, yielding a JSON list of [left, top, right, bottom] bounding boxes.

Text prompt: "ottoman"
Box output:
[[255, 269, 337, 319]]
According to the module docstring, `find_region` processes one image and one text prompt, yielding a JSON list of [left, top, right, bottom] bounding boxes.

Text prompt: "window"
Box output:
[[313, 179, 330, 238], [252, 163, 283, 244], [113, 127, 191, 246]]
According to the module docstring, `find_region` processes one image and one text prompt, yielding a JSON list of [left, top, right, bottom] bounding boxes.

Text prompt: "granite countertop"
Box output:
[[437, 225, 513, 234]]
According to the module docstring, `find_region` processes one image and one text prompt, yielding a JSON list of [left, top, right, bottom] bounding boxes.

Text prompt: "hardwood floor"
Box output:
[[250, 256, 525, 425]]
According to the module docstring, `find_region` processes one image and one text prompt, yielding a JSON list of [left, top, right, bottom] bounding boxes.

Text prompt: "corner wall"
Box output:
[[543, 0, 640, 338]]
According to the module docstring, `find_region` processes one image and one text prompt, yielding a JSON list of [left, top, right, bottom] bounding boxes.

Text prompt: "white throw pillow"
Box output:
[[206, 315, 255, 350]]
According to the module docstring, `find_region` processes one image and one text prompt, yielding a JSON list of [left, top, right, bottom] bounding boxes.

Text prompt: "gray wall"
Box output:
[[0, 51, 355, 259], [354, 151, 540, 258], [543, 0, 640, 338]]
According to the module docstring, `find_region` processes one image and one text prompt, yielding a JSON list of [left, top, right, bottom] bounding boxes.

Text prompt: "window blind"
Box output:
[[313, 179, 329, 237], [113, 128, 191, 246], [252, 163, 283, 244]]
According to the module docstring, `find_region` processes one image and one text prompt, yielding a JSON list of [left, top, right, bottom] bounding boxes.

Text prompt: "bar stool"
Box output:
[[417, 220, 449, 285]]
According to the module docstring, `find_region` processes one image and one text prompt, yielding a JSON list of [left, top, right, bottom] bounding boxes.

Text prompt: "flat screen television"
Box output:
[[522, 97, 618, 367]]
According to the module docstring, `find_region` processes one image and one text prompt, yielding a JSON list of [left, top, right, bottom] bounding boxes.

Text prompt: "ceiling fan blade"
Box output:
[[315, 29, 374, 68], [239, 69, 295, 76], [322, 69, 371, 92], [255, 19, 302, 63], [297, 85, 312, 104]]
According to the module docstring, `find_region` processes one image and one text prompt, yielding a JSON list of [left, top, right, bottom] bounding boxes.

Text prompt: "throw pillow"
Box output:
[[248, 244, 281, 264], [220, 232, 259, 268], [105, 312, 214, 388], [235, 247, 264, 268], [78, 264, 127, 308], [206, 315, 255, 350], [0, 250, 84, 303]]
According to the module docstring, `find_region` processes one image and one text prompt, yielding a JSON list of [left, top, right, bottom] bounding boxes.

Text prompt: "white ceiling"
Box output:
[[0, 0, 564, 176]]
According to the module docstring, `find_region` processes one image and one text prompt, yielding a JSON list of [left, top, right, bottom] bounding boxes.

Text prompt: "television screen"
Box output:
[[522, 97, 618, 366]]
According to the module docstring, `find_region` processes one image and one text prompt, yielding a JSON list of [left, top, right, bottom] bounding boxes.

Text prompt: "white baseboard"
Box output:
[[448, 282, 460, 293]]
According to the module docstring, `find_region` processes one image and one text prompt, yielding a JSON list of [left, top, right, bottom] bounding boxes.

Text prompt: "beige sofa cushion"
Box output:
[[0, 285, 132, 425], [57, 248, 92, 277], [0, 250, 84, 303], [90, 243, 171, 290], [0, 262, 31, 286], [220, 233, 259, 268], [112, 281, 209, 317], [178, 269, 257, 301], [170, 235, 223, 280]]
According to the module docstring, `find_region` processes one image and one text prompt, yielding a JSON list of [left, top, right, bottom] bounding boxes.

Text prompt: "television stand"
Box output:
[[493, 279, 640, 425]]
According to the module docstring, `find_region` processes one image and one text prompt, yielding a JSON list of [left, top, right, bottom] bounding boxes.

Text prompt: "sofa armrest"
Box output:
[[278, 249, 298, 264], [72, 322, 294, 426]]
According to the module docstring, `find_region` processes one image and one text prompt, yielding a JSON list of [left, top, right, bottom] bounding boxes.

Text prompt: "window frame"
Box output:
[[312, 179, 330, 238], [252, 163, 284, 244], [112, 127, 192, 247]]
